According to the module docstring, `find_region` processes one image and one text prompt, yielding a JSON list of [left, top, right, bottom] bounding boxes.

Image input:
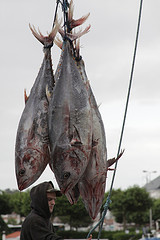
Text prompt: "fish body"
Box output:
[[75, 58, 107, 219], [15, 25, 58, 191], [48, 40, 92, 194]]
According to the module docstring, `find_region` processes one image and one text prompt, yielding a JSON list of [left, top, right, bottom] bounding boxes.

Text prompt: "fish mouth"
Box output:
[[65, 192, 74, 205], [18, 178, 29, 191], [61, 182, 74, 195]]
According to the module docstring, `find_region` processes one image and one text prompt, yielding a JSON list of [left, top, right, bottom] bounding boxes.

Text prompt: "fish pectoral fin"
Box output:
[[106, 149, 124, 168], [24, 89, 29, 104]]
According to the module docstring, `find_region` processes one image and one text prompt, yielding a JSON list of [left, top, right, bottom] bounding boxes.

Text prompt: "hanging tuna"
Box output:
[[48, 39, 93, 194], [15, 21, 60, 190], [15, 0, 124, 221]]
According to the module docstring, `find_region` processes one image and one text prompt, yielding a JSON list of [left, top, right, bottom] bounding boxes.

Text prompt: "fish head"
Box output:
[[51, 145, 88, 194], [15, 147, 49, 191], [79, 172, 106, 219]]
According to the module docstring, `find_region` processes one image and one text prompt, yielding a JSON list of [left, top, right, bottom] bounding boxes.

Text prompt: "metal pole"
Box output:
[[149, 208, 152, 230]]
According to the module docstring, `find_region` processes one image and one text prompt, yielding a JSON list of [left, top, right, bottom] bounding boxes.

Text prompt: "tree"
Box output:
[[8, 190, 31, 217], [21, 190, 31, 216], [105, 186, 153, 229], [152, 198, 160, 222], [9, 191, 24, 216], [124, 186, 153, 225], [0, 191, 12, 214], [54, 195, 93, 230], [1, 188, 92, 229]]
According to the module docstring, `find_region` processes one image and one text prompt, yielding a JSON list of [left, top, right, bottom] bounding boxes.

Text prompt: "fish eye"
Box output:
[[19, 169, 25, 176], [63, 172, 70, 179]]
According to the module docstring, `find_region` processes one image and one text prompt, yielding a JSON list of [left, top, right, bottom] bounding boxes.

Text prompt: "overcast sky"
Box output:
[[0, 0, 160, 192]]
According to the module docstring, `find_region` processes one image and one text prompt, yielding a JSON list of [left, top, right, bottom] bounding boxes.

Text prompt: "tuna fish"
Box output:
[[73, 49, 106, 218], [73, 43, 124, 219], [48, 39, 92, 194], [15, 22, 59, 191]]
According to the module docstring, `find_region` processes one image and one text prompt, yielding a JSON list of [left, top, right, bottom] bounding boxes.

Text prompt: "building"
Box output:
[[144, 175, 160, 199]]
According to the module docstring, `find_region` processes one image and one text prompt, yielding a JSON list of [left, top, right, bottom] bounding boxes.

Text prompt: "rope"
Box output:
[[52, 0, 61, 29], [62, 0, 69, 37], [52, 0, 69, 35], [87, 0, 144, 239]]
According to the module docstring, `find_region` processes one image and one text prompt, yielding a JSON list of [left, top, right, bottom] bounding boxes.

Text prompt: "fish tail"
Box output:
[[54, 36, 63, 49], [68, 0, 90, 29], [29, 19, 61, 47], [59, 24, 91, 42], [68, 0, 74, 22], [70, 13, 90, 29], [72, 24, 91, 41]]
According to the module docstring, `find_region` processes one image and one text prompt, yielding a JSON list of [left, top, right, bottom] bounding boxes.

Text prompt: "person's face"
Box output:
[[47, 192, 56, 213]]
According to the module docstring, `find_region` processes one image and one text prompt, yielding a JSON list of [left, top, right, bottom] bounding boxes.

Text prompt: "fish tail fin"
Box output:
[[71, 24, 91, 41], [59, 24, 91, 42], [68, 0, 74, 22], [68, 0, 90, 29], [70, 13, 90, 29], [54, 36, 63, 49], [29, 19, 61, 47]]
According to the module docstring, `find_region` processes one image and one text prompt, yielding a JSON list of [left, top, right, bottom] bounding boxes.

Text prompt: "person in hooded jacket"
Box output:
[[20, 181, 92, 240], [20, 181, 63, 240]]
